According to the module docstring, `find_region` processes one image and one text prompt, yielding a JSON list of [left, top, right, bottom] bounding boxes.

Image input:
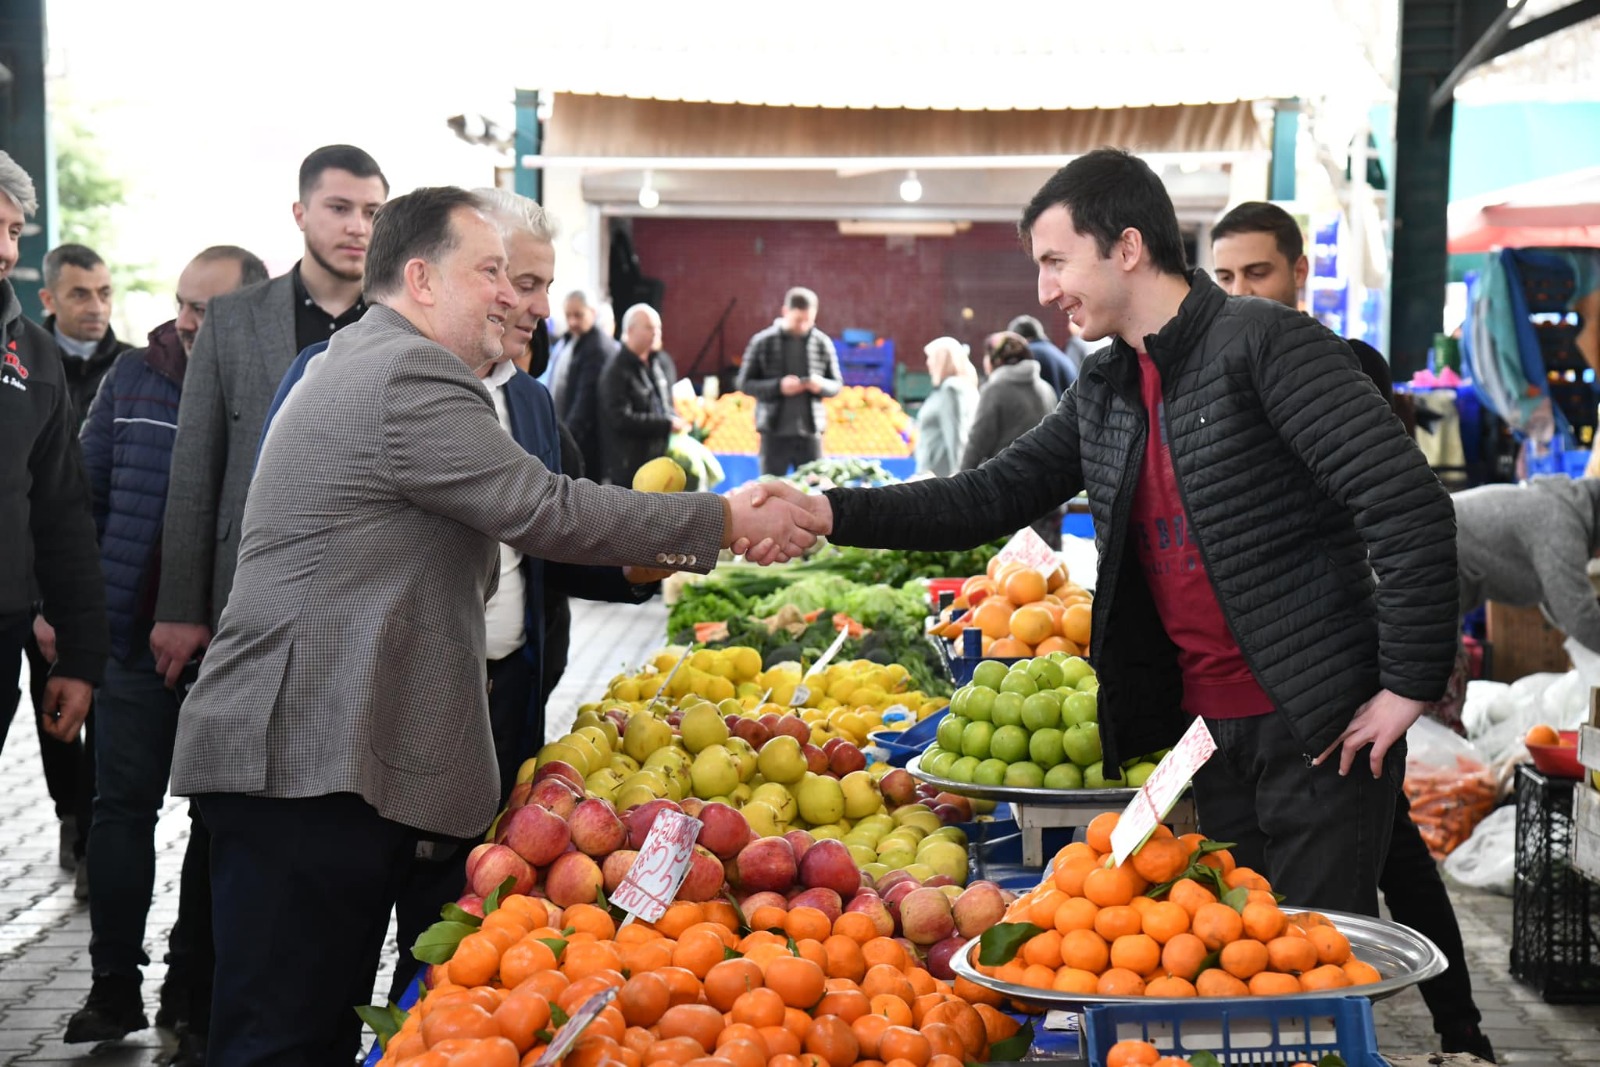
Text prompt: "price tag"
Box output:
[[994, 526, 1060, 576], [610, 810, 704, 923], [804, 625, 853, 679], [788, 685, 811, 707], [644, 646, 694, 713], [1109, 717, 1217, 866], [533, 986, 618, 1066]]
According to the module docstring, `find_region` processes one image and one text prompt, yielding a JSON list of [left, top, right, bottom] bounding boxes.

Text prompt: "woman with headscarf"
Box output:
[[914, 336, 978, 477], [962, 331, 1065, 547]]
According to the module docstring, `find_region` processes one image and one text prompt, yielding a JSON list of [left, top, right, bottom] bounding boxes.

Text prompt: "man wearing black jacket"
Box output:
[[752, 149, 1458, 920], [599, 303, 687, 487], [553, 289, 620, 479], [0, 152, 108, 790]]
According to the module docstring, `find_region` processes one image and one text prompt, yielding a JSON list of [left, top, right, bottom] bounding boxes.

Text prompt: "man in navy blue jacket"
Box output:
[[65, 245, 267, 1053]]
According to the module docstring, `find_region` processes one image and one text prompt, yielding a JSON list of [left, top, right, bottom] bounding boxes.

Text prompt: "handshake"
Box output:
[[724, 479, 836, 564]]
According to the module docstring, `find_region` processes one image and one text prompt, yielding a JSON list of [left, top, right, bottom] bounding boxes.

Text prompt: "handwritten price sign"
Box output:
[[611, 809, 704, 923], [1109, 717, 1217, 866], [994, 526, 1060, 576]]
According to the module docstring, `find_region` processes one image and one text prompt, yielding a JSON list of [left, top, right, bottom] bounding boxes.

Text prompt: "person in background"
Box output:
[[1007, 313, 1079, 394], [0, 152, 108, 902], [599, 303, 687, 487], [737, 286, 843, 476], [63, 245, 267, 1061], [913, 336, 977, 477], [552, 288, 619, 479], [961, 331, 1063, 547], [1210, 200, 1494, 1063]]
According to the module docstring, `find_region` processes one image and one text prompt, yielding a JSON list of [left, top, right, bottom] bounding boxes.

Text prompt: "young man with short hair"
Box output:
[[737, 286, 843, 476]]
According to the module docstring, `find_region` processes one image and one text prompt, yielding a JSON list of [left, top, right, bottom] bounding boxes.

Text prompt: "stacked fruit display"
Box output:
[[972, 812, 1383, 1001], [691, 387, 914, 457], [928, 557, 1093, 659], [921, 654, 1167, 791], [375, 888, 1028, 1067]]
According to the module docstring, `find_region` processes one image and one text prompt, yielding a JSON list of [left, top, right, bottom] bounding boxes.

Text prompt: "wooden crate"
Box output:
[[1486, 601, 1572, 681]]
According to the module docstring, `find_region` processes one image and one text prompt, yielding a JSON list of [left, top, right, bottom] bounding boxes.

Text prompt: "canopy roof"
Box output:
[[1449, 166, 1600, 253]]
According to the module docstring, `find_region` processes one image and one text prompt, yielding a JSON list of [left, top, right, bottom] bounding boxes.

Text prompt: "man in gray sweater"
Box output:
[[1455, 475, 1600, 652]]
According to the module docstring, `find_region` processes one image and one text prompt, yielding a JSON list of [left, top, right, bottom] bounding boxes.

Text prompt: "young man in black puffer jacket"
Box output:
[[750, 149, 1458, 917]]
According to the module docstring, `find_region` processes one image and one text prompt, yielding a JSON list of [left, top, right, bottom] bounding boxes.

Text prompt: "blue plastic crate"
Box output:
[[1083, 995, 1390, 1067], [836, 339, 896, 394], [940, 626, 1024, 684], [1525, 444, 1591, 478]]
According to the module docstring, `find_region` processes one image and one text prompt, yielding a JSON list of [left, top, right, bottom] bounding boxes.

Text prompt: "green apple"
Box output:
[[811, 824, 845, 840], [621, 714, 673, 763], [841, 770, 880, 819], [998, 671, 1038, 697], [991, 692, 1026, 727], [971, 660, 1008, 690], [1028, 728, 1066, 769], [743, 800, 785, 837], [615, 782, 661, 810], [1044, 762, 1084, 789], [989, 725, 1031, 764], [917, 840, 970, 883], [1059, 656, 1094, 686], [936, 714, 969, 752], [1021, 692, 1062, 732], [974, 759, 1008, 786], [1084, 760, 1126, 789], [1063, 722, 1103, 767], [1003, 762, 1046, 789], [680, 703, 729, 753], [725, 737, 758, 781], [757, 735, 807, 784], [1025, 657, 1065, 690], [924, 748, 959, 778], [608, 753, 641, 775], [1125, 762, 1158, 788], [1062, 691, 1098, 727], [689, 747, 740, 798], [795, 772, 846, 825], [963, 686, 996, 723], [946, 686, 970, 718], [947, 756, 980, 782], [584, 767, 625, 803], [1076, 675, 1100, 693], [960, 721, 995, 759]]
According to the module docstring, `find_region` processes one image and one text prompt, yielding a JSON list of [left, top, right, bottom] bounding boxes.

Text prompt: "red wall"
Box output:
[[627, 218, 1074, 383]]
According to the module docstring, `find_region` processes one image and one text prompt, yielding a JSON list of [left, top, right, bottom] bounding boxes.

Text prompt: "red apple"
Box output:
[[528, 776, 582, 819], [696, 803, 752, 860], [738, 890, 789, 924], [828, 745, 867, 776], [499, 803, 570, 866], [454, 893, 485, 919], [954, 882, 1007, 938], [506, 780, 534, 812], [925, 935, 966, 980], [733, 837, 797, 893], [532, 760, 586, 794], [773, 717, 810, 744], [568, 798, 627, 857], [675, 846, 726, 902], [624, 799, 684, 850], [545, 851, 604, 907], [882, 878, 920, 916], [783, 829, 816, 865], [843, 891, 895, 938], [468, 844, 534, 899], [789, 887, 843, 923], [678, 797, 706, 819], [798, 839, 861, 898], [899, 887, 956, 945], [601, 849, 639, 893], [802, 744, 829, 775], [934, 793, 974, 821], [465, 842, 496, 885], [879, 768, 919, 807], [874, 869, 920, 896], [822, 738, 848, 756]]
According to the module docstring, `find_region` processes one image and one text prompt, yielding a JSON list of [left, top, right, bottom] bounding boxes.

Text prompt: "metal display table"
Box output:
[[907, 754, 1198, 867]]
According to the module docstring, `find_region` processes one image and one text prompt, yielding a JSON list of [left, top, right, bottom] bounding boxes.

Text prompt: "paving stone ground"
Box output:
[[1, 597, 1596, 1063]]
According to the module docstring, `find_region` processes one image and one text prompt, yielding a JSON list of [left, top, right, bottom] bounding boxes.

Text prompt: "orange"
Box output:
[[1343, 959, 1382, 985], [1248, 971, 1303, 996], [880, 1025, 933, 1067], [702, 900, 742, 936], [814, 989, 870, 1023], [1224, 867, 1271, 892], [498, 894, 549, 929], [973, 1003, 1019, 1047], [1062, 604, 1092, 646], [821, 934, 866, 982], [1105, 1039, 1161, 1067], [1299, 964, 1353, 991], [673, 926, 731, 978], [704, 958, 764, 1012], [620, 938, 676, 975], [492, 990, 552, 1051], [564, 903, 617, 941], [921, 1023, 966, 1062], [861, 963, 916, 1003], [1083, 864, 1146, 908], [1527, 723, 1561, 746], [657, 966, 704, 1007], [952, 975, 1003, 1009], [1021, 963, 1057, 989], [1054, 896, 1100, 933], [868, 993, 913, 1026], [1197, 848, 1236, 876], [860, 937, 909, 972], [1160, 933, 1208, 981], [1052, 967, 1100, 994], [716, 1039, 767, 1067], [1060, 929, 1109, 973], [448, 932, 504, 988], [1097, 967, 1146, 996], [1308, 925, 1352, 966], [1240, 902, 1286, 943], [833, 912, 879, 945], [1021, 929, 1064, 969], [803, 1015, 860, 1067], [1191, 902, 1244, 951], [1266, 936, 1319, 975], [1144, 975, 1197, 998], [616, 972, 670, 1028], [1167, 878, 1216, 918], [1085, 813, 1120, 853], [1219, 939, 1269, 980], [1140, 901, 1189, 944], [1052, 858, 1096, 896], [760, 1025, 802, 1057], [500, 935, 560, 989], [518, 969, 568, 1004], [921, 1000, 987, 1060], [649, 1036, 709, 1064], [785, 907, 832, 943], [1131, 837, 1189, 884], [558, 973, 625, 1017], [1035, 636, 1080, 656], [658, 1004, 725, 1052], [1194, 969, 1249, 997], [750, 905, 790, 932], [422, 1002, 500, 1046], [1003, 568, 1047, 606], [988, 637, 1033, 658], [655, 902, 707, 939], [796, 938, 829, 973], [562, 940, 624, 982], [1094, 905, 1143, 941], [972, 598, 1017, 640], [766, 955, 827, 1010], [730, 986, 786, 1029], [1110, 934, 1162, 977]]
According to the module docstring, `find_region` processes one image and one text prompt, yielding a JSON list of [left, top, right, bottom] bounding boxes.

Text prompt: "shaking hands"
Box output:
[[725, 479, 835, 564]]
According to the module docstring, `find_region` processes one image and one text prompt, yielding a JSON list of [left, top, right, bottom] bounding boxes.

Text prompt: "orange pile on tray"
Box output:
[[928, 557, 1092, 658]]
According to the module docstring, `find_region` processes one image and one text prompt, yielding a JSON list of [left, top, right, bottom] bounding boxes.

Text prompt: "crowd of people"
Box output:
[[12, 138, 1597, 1066]]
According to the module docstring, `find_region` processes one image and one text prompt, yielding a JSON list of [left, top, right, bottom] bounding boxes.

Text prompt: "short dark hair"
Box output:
[[1210, 201, 1304, 264], [1019, 148, 1187, 276], [42, 243, 105, 290], [194, 245, 269, 288], [363, 186, 483, 302], [986, 331, 1032, 367], [784, 286, 817, 312], [1007, 315, 1044, 341], [298, 144, 388, 202]]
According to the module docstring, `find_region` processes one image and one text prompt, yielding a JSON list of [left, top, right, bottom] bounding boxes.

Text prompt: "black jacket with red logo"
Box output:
[[0, 279, 108, 685]]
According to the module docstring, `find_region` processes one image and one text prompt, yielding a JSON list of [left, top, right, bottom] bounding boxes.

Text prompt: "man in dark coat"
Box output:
[[736, 287, 843, 476], [599, 302, 687, 487], [753, 149, 1457, 920], [553, 289, 620, 479]]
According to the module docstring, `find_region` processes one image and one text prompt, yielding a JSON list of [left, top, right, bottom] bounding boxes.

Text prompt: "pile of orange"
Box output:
[[1103, 1038, 1323, 1067], [976, 813, 1381, 1002], [377, 894, 1020, 1067], [695, 388, 916, 458], [928, 557, 1092, 659]]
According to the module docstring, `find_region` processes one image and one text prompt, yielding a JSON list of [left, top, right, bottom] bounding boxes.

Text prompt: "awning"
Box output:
[[1449, 166, 1600, 253]]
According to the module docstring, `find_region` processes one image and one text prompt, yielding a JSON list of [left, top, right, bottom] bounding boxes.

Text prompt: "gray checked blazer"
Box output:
[[156, 273, 298, 629], [168, 306, 725, 838]]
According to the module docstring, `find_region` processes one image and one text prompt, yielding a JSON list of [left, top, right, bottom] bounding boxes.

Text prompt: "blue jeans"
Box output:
[[87, 654, 181, 979]]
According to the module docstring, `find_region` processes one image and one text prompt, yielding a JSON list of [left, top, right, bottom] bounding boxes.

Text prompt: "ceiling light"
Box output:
[[899, 170, 923, 203], [638, 170, 660, 210]]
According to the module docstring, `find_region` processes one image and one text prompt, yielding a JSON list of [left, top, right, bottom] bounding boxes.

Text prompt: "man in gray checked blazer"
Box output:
[[170, 187, 822, 1066]]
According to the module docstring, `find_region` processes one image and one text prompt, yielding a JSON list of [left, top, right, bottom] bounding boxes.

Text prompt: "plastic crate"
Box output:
[[1511, 765, 1600, 1002], [1524, 439, 1591, 478], [939, 626, 1024, 684], [1083, 995, 1390, 1067], [836, 340, 896, 394]]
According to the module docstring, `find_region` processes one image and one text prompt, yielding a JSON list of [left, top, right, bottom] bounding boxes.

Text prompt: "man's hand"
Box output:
[[32, 615, 57, 663], [740, 479, 835, 543], [40, 677, 92, 742], [724, 483, 827, 564], [671, 416, 691, 433], [1314, 688, 1426, 778], [150, 621, 212, 688], [779, 375, 805, 397], [804, 376, 825, 395]]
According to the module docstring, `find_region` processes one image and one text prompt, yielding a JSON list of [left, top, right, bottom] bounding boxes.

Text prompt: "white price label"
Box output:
[[533, 987, 618, 1066], [610, 810, 704, 923], [804, 625, 853, 679], [1109, 717, 1217, 866], [994, 526, 1060, 576]]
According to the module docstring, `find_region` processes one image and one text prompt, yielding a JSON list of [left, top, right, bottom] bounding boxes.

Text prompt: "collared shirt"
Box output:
[[291, 262, 367, 354], [52, 325, 98, 360], [481, 358, 528, 660]]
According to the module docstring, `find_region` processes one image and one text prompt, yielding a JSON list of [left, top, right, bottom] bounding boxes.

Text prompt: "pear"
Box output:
[[622, 713, 673, 763], [681, 703, 730, 754]]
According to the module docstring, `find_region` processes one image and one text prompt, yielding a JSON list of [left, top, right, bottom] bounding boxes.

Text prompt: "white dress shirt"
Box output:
[[482, 359, 529, 660]]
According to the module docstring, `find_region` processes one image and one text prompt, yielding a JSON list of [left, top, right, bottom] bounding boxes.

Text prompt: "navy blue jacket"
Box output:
[[262, 343, 650, 762], [1027, 338, 1077, 395], [79, 321, 187, 662]]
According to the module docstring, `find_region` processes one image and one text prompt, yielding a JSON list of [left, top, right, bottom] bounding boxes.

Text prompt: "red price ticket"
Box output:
[[611, 809, 704, 923], [994, 525, 1060, 576], [1109, 717, 1217, 866]]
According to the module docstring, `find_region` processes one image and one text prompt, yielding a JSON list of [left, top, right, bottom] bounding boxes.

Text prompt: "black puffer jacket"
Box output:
[[826, 272, 1457, 767]]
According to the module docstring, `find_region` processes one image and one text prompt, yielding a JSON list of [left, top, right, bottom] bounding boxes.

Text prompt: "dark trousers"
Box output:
[[388, 648, 534, 1003], [88, 654, 182, 978], [1, 622, 92, 860], [758, 434, 822, 477], [1381, 790, 1480, 1031], [166, 805, 214, 1034], [1191, 710, 1404, 915], [201, 792, 417, 1067]]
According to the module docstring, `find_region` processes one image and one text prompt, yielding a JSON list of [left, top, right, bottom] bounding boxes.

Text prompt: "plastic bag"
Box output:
[[1442, 804, 1516, 895], [1404, 718, 1498, 859]]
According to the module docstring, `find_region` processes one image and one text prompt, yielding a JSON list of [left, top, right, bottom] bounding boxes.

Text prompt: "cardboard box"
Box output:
[[1486, 601, 1572, 681]]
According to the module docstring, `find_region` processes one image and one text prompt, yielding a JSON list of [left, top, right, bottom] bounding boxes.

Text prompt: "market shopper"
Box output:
[[1211, 200, 1494, 1062], [171, 186, 821, 1065], [598, 302, 688, 487], [751, 148, 1459, 919], [0, 151, 107, 785], [913, 336, 978, 477], [737, 286, 843, 476], [963, 332, 1063, 547], [552, 288, 620, 478], [1007, 313, 1080, 394], [63, 245, 267, 1053]]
